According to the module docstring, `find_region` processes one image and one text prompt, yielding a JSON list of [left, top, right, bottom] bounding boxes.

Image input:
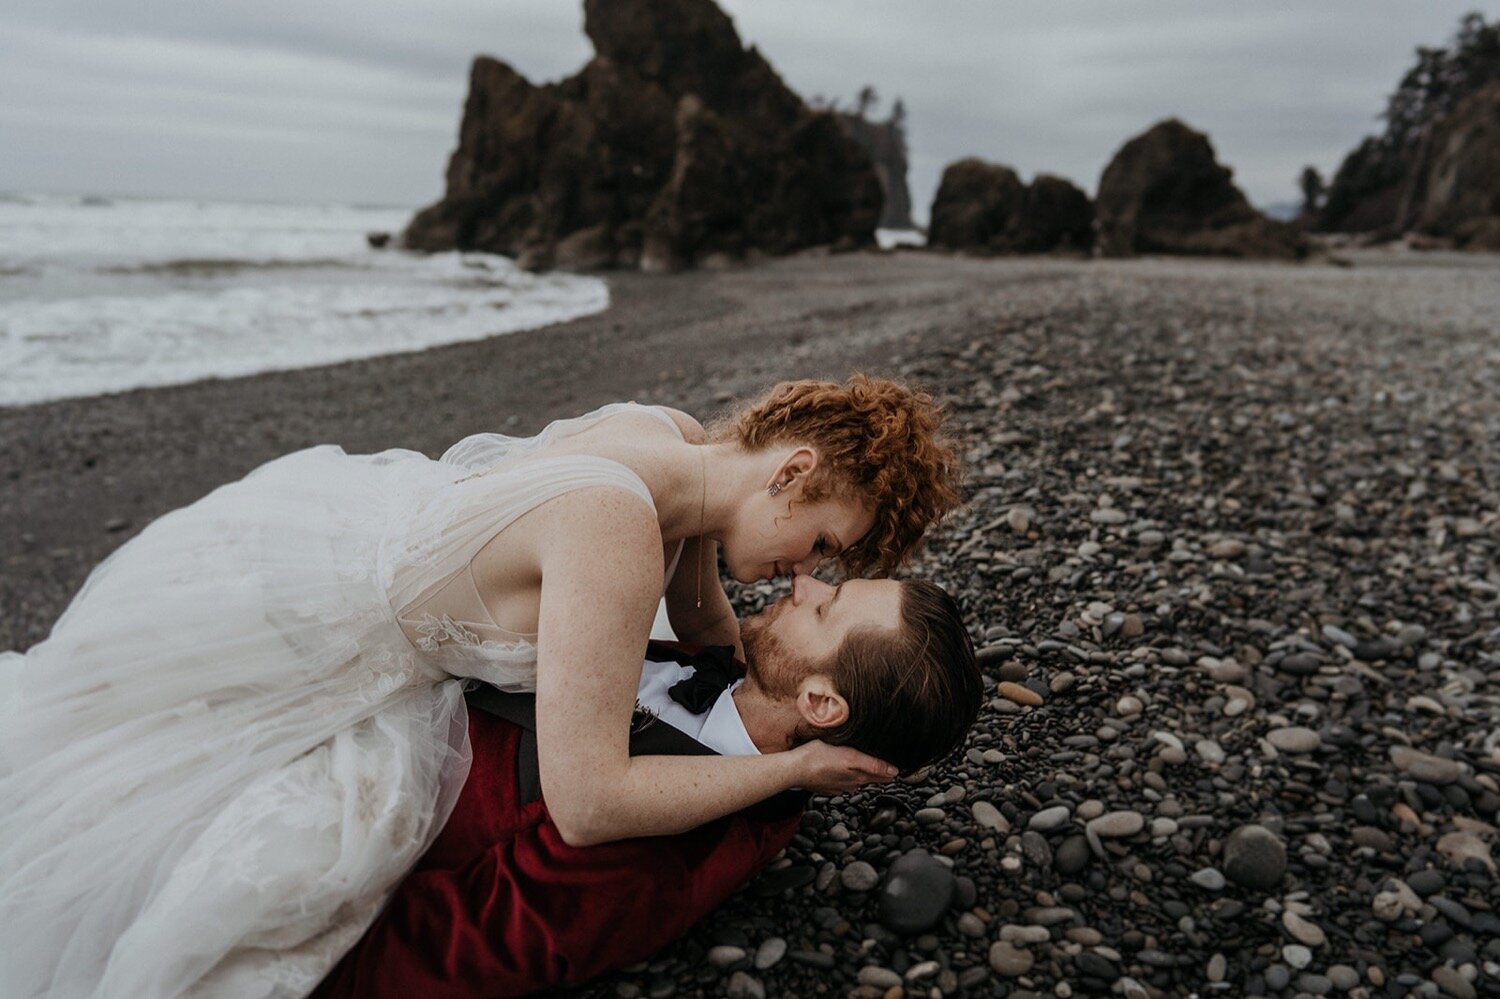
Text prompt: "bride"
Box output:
[[0, 373, 963, 998]]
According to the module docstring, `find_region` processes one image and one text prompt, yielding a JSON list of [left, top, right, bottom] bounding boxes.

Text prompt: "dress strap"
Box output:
[[440, 402, 685, 474], [384, 455, 657, 629]]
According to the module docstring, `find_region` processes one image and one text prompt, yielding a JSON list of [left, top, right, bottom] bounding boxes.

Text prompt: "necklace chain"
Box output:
[[695, 446, 706, 609]]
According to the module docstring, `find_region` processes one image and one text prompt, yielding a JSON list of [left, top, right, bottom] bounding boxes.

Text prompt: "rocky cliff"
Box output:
[[404, 0, 883, 271], [927, 159, 1093, 254], [1096, 120, 1304, 259], [837, 110, 914, 230], [1404, 82, 1500, 250]]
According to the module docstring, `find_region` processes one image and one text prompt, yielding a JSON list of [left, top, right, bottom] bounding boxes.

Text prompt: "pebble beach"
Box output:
[[3, 248, 1498, 997]]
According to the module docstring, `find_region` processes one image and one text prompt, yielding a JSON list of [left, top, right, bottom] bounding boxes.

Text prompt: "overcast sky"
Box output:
[[2, 2, 1494, 222]]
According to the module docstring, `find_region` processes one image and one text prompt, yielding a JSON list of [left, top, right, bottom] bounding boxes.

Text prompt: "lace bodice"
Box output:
[[381, 404, 687, 690]]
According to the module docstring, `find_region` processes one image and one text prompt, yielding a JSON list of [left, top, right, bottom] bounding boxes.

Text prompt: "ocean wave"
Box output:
[[0, 197, 614, 407], [98, 257, 365, 277], [0, 255, 609, 407]]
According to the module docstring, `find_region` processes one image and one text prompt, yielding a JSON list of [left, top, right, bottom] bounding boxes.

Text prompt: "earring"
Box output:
[[767, 483, 782, 497]]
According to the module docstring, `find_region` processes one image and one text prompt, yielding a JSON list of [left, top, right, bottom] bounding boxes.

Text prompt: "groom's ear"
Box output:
[[796, 675, 848, 731]]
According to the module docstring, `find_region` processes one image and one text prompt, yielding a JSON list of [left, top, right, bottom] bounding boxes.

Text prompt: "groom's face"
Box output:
[[740, 575, 903, 697]]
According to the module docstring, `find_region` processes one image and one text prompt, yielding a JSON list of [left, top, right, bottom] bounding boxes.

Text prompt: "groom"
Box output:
[[315, 574, 980, 998]]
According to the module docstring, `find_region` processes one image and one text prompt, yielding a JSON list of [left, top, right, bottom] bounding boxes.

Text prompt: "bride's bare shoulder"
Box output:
[[652, 405, 707, 444]]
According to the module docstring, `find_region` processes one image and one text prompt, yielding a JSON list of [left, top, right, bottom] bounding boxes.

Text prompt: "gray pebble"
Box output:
[[752, 937, 786, 970], [839, 861, 879, 892], [1029, 804, 1071, 831], [988, 941, 1034, 976], [1190, 867, 1226, 891], [1223, 824, 1287, 890]]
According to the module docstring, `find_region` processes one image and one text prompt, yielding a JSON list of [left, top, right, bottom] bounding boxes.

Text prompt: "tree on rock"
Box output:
[[836, 87, 915, 230], [1298, 166, 1325, 218], [1320, 12, 1499, 234]]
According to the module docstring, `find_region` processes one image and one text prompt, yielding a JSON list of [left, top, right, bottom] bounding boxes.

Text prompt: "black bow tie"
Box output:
[[664, 644, 745, 714]]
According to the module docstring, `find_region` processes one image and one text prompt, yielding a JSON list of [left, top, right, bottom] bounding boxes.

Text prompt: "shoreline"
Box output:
[[1, 249, 1084, 647]]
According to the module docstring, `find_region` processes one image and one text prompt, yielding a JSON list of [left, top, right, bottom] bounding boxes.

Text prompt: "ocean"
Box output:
[[0, 194, 609, 407]]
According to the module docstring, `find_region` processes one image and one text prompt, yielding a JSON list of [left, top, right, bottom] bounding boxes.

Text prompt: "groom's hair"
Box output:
[[802, 579, 981, 773]]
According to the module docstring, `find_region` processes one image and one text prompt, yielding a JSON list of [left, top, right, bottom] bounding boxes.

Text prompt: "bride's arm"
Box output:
[[663, 536, 743, 658], [530, 491, 894, 848]]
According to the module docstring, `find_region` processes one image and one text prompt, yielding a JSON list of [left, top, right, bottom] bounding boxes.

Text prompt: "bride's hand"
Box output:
[[791, 741, 900, 795]]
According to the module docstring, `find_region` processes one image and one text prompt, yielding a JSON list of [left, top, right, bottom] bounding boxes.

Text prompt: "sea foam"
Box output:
[[0, 195, 609, 406]]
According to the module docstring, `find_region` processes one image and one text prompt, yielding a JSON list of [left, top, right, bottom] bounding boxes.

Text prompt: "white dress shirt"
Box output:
[[634, 655, 761, 757]]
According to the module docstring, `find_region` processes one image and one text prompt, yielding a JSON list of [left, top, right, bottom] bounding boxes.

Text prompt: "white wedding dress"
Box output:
[[0, 403, 686, 998]]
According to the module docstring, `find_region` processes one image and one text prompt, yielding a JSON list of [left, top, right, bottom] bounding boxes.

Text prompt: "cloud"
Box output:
[[1, 0, 1494, 213]]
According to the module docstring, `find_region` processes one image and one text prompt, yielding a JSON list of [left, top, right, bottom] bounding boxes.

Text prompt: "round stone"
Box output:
[[1223, 824, 1287, 891], [726, 971, 765, 999], [1191, 867, 1227, 891], [707, 945, 747, 969], [1431, 966, 1476, 999], [1087, 811, 1145, 839], [971, 800, 1008, 832], [1282, 944, 1313, 970], [753, 937, 786, 970], [1195, 740, 1226, 764], [1029, 805, 1072, 832], [856, 965, 902, 989], [999, 681, 1043, 707], [1282, 910, 1327, 947], [988, 941, 1034, 977], [1296, 973, 1333, 996], [1075, 952, 1119, 981], [1279, 652, 1323, 676], [879, 849, 956, 935], [1352, 826, 1395, 852], [1066, 927, 1103, 946], [1054, 834, 1092, 875], [1389, 746, 1463, 784], [1326, 964, 1360, 990], [1266, 726, 1321, 754], [840, 861, 879, 892]]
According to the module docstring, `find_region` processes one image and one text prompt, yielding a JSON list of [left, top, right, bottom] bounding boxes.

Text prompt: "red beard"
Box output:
[[739, 611, 805, 700]]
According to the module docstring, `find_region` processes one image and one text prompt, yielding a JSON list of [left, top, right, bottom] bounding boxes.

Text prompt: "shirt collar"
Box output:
[[696, 679, 761, 757]]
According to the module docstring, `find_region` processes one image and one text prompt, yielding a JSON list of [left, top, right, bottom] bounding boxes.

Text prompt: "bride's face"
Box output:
[[719, 478, 876, 584]]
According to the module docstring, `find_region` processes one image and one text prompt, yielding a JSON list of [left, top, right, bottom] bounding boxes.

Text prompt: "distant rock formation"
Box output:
[[927, 159, 1093, 254], [1096, 120, 1305, 259], [836, 102, 914, 230], [1317, 14, 1497, 240], [402, 0, 882, 271], [1404, 82, 1500, 250]]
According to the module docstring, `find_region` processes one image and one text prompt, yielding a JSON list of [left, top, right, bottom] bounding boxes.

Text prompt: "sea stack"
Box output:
[[927, 159, 1093, 254], [1095, 119, 1304, 259], [403, 0, 883, 272]]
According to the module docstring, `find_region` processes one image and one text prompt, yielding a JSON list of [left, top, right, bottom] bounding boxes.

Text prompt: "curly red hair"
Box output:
[[717, 374, 965, 576]]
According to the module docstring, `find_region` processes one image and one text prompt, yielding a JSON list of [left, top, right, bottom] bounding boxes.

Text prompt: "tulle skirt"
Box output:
[[0, 446, 472, 998]]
